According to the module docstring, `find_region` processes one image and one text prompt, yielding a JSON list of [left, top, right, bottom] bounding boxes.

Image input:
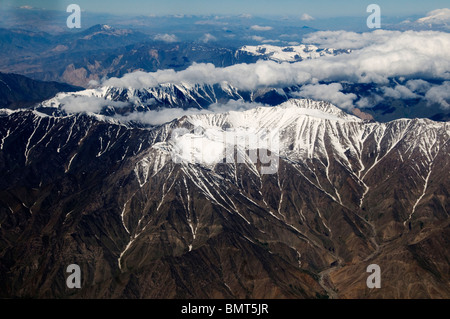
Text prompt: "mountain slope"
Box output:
[[0, 99, 448, 298], [237, 44, 350, 62], [37, 81, 450, 123], [39, 82, 290, 112], [0, 72, 83, 109]]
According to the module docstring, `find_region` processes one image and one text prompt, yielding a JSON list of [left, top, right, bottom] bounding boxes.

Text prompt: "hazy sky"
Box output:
[[2, 0, 449, 17]]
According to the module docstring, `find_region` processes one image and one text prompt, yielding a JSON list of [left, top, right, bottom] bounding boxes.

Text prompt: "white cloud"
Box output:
[[153, 34, 178, 43], [250, 35, 264, 42], [114, 100, 266, 125], [101, 30, 450, 110], [114, 108, 207, 126], [262, 39, 280, 44], [103, 61, 312, 91], [60, 96, 128, 114], [200, 33, 217, 43], [300, 13, 315, 21], [416, 8, 450, 25], [406, 79, 432, 93], [209, 100, 266, 113], [425, 81, 450, 109], [88, 80, 100, 87], [356, 95, 383, 109], [382, 85, 418, 99], [301, 30, 450, 84], [105, 30, 450, 91], [294, 83, 357, 110], [251, 25, 273, 31], [303, 29, 401, 49], [280, 34, 299, 38]]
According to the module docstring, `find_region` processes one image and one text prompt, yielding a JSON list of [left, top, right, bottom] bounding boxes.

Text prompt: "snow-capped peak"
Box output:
[[277, 99, 358, 120], [417, 8, 450, 25], [102, 24, 113, 30], [185, 99, 361, 130], [238, 44, 349, 62], [151, 99, 361, 169]]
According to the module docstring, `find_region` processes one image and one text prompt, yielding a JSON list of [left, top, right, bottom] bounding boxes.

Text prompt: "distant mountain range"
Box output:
[[1, 22, 448, 123], [398, 8, 450, 31], [0, 24, 334, 88], [33, 79, 450, 123], [237, 44, 350, 63], [0, 67, 448, 127]]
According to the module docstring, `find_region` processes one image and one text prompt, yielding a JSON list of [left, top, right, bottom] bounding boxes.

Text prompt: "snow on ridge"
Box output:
[[39, 86, 111, 109], [0, 108, 51, 118], [279, 99, 359, 120], [184, 99, 361, 131], [0, 108, 16, 116], [238, 44, 348, 62], [416, 8, 450, 24], [0, 106, 130, 128], [156, 98, 365, 167]]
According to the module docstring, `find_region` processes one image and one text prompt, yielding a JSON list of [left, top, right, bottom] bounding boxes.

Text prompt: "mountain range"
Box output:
[[34, 80, 450, 123], [2, 22, 448, 123], [0, 8, 449, 300], [0, 98, 448, 298], [0, 24, 340, 88]]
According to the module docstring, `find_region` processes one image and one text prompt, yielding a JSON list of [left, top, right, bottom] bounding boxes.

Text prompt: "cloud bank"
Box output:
[[105, 30, 450, 87], [295, 83, 357, 110], [103, 60, 312, 92], [425, 81, 450, 108], [100, 30, 450, 110], [114, 100, 266, 125]]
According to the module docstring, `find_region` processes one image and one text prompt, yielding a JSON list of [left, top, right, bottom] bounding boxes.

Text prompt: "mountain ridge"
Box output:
[[0, 72, 83, 109], [0, 98, 448, 298]]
